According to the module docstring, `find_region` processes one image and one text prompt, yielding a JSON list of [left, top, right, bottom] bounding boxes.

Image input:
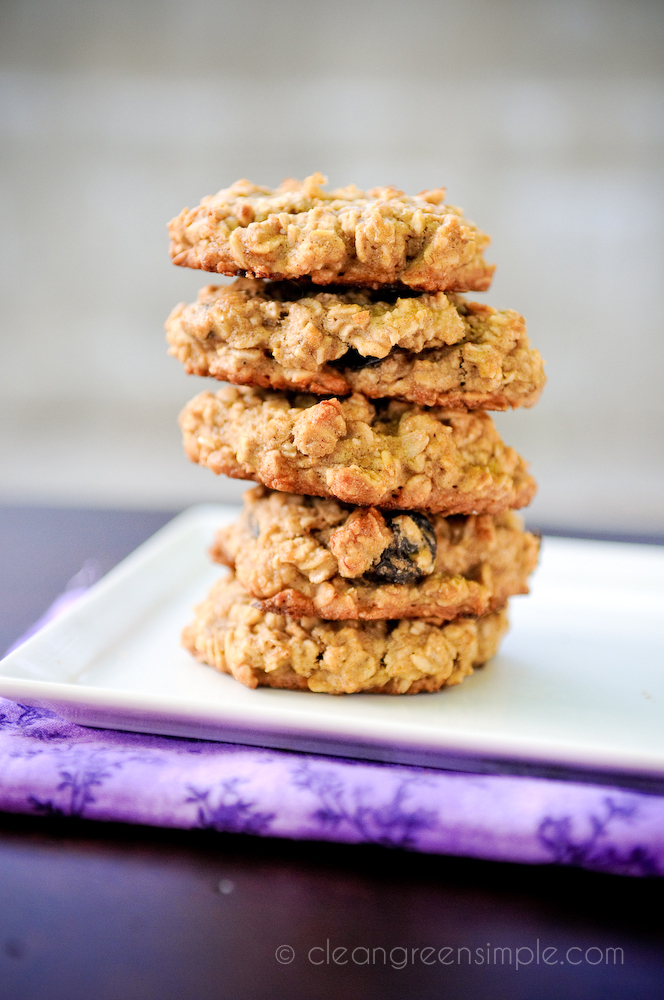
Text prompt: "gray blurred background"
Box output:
[[0, 0, 662, 533]]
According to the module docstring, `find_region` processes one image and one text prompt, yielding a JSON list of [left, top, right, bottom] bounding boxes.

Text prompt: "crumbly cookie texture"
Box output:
[[182, 574, 509, 694], [210, 486, 540, 621], [166, 279, 545, 409], [168, 173, 494, 292], [179, 386, 536, 514]]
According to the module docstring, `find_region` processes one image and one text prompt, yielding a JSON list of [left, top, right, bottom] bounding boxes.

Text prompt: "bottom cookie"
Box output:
[[182, 575, 509, 695]]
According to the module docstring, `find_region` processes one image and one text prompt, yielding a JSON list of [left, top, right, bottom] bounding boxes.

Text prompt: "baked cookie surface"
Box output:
[[182, 575, 509, 694], [168, 173, 494, 292], [211, 486, 540, 621], [167, 279, 545, 409], [179, 386, 536, 513]]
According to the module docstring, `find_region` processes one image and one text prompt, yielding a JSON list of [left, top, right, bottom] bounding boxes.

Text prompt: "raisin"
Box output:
[[330, 347, 386, 371], [365, 511, 437, 584]]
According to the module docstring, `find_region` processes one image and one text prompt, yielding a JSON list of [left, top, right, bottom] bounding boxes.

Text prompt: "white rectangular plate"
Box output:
[[1, 505, 664, 783]]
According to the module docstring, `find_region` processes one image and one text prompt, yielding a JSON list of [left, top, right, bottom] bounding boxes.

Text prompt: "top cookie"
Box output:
[[168, 172, 494, 292]]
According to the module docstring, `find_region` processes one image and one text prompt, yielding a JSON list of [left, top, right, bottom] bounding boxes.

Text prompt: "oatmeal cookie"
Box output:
[[166, 280, 545, 409], [179, 386, 536, 513], [210, 487, 539, 621], [182, 574, 509, 694], [168, 173, 494, 292]]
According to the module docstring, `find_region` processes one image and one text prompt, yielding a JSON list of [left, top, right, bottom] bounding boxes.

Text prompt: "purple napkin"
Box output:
[[2, 575, 664, 876]]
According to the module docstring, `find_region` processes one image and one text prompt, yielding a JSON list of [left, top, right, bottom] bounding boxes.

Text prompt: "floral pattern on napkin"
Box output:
[[1, 697, 663, 876]]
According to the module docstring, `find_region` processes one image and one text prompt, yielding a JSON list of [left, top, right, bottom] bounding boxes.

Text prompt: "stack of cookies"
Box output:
[[166, 173, 544, 695]]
